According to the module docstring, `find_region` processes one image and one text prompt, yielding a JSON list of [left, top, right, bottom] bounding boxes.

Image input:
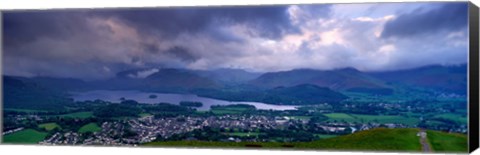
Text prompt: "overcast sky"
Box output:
[[2, 2, 469, 79]]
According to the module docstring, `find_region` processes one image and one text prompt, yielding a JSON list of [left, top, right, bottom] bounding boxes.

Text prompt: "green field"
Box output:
[[139, 113, 153, 117], [314, 134, 338, 139], [211, 106, 253, 115], [3, 129, 48, 144], [433, 114, 467, 124], [59, 111, 94, 119], [426, 130, 468, 153], [324, 113, 419, 125], [38, 122, 61, 131], [145, 128, 421, 151], [351, 114, 419, 125], [324, 113, 357, 122], [226, 132, 262, 137], [211, 109, 243, 115], [78, 123, 102, 133]]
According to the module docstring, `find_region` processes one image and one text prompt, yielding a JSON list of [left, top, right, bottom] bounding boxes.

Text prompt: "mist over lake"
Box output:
[[70, 90, 298, 111]]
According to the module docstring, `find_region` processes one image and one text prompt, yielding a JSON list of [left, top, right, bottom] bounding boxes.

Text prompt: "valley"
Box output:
[[2, 65, 468, 152]]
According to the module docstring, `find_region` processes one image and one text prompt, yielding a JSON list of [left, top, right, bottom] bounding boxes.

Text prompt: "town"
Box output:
[[3, 96, 467, 146]]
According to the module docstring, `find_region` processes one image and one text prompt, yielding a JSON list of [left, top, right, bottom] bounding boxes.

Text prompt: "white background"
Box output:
[[0, 0, 479, 155]]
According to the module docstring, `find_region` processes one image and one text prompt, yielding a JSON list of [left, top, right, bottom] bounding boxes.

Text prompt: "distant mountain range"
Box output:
[[250, 68, 392, 94], [250, 64, 467, 95], [3, 64, 468, 108], [368, 64, 467, 95]]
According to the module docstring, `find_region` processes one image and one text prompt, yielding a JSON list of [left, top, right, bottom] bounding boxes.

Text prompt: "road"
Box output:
[[418, 129, 432, 152]]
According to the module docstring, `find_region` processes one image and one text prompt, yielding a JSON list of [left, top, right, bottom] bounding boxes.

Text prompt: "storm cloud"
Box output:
[[381, 2, 468, 38], [96, 5, 302, 40], [2, 2, 469, 80]]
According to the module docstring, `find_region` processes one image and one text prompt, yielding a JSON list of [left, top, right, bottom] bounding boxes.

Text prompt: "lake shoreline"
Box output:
[[70, 90, 298, 111]]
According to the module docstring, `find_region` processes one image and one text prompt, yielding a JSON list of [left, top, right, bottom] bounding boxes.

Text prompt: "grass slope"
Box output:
[[143, 128, 466, 153], [426, 130, 467, 153], [3, 129, 48, 144], [145, 128, 421, 152], [297, 128, 421, 151], [78, 123, 101, 133], [59, 112, 94, 119], [38, 123, 61, 131]]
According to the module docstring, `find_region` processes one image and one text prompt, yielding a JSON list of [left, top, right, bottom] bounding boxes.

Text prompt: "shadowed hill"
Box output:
[[250, 68, 392, 95], [143, 68, 221, 92], [194, 84, 348, 105], [194, 68, 261, 84], [368, 64, 467, 95], [3, 76, 72, 110]]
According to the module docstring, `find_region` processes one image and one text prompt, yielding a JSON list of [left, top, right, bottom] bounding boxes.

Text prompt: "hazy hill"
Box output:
[[3, 76, 72, 110], [143, 68, 221, 92], [266, 84, 348, 104], [6, 64, 467, 102], [24, 76, 88, 91], [194, 68, 261, 84], [368, 64, 467, 95], [250, 68, 392, 94], [84, 68, 222, 93], [195, 84, 348, 105]]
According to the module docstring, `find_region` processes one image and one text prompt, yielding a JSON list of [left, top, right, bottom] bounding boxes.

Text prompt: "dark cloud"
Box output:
[[381, 2, 468, 38], [165, 46, 198, 63], [141, 42, 161, 54], [97, 5, 300, 40], [1, 3, 467, 80], [3, 11, 91, 47]]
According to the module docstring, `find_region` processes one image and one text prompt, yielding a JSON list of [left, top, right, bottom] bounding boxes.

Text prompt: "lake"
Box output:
[[71, 90, 298, 111]]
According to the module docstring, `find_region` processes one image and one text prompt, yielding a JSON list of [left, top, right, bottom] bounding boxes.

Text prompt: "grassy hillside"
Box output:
[[144, 128, 467, 153], [78, 123, 102, 133], [297, 128, 421, 151], [3, 76, 72, 111], [38, 123, 61, 131], [3, 129, 48, 144], [250, 68, 389, 92], [426, 130, 467, 152], [145, 128, 420, 151]]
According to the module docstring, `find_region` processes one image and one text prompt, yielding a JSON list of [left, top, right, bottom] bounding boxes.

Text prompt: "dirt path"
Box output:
[[418, 129, 432, 152]]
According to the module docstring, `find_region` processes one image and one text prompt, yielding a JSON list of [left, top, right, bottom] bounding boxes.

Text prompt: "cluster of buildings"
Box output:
[[2, 127, 24, 136], [126, 115, 283, 143], [10, 110, 467, 145], [40, 132, 81, 145], [82, 122, 130, 146]]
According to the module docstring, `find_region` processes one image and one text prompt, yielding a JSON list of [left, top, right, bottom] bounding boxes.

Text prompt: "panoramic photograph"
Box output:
[[2, 2, 469, 153]]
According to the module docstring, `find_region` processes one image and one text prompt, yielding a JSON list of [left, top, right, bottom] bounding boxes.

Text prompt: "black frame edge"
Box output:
[[0, 11, 3, 143], [469, 1, 480, 153]]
